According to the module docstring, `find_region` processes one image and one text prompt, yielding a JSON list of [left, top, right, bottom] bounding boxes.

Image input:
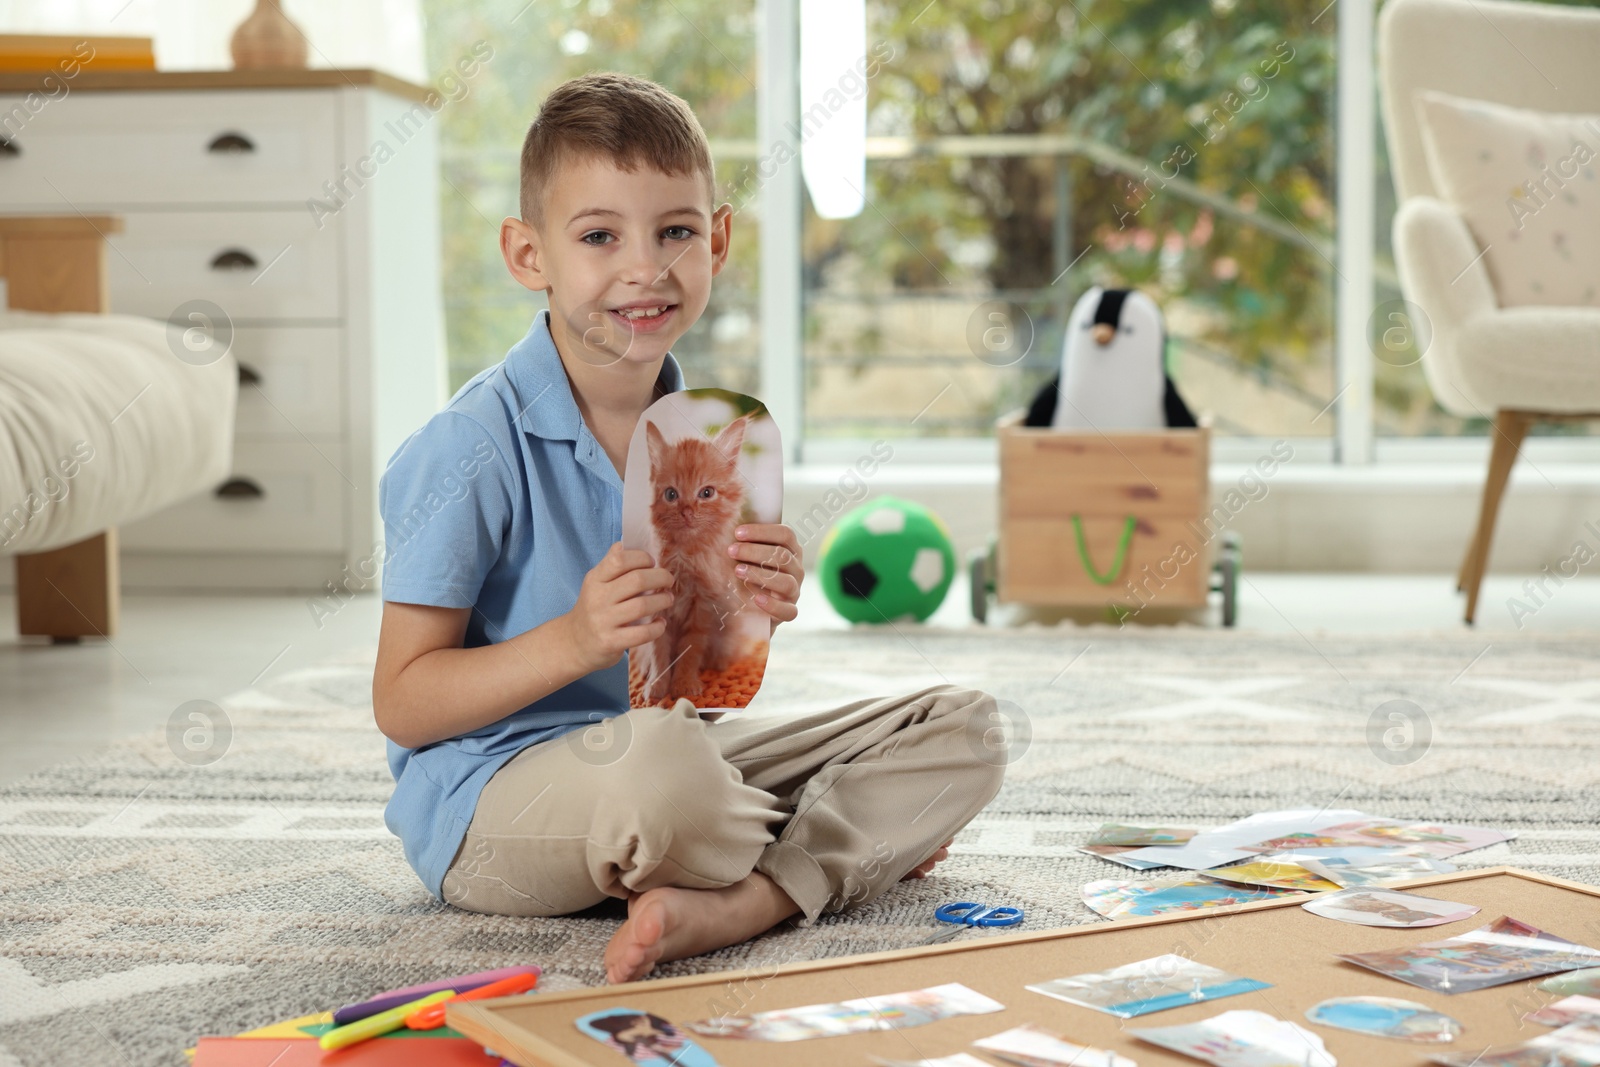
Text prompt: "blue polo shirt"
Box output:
[[377, 308, 685, 902]]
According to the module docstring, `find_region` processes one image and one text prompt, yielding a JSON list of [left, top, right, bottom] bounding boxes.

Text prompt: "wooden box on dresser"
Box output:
[[0, 69, 446, 594]]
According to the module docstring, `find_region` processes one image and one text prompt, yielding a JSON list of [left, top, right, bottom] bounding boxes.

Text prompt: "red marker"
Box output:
[[404, 971, 540, 1030]]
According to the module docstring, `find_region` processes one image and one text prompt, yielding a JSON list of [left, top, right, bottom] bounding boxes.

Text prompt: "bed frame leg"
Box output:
[[16, 529, 120, 640]]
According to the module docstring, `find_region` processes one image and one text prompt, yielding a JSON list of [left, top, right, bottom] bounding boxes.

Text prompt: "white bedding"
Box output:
[[0, 309, 236, 556]]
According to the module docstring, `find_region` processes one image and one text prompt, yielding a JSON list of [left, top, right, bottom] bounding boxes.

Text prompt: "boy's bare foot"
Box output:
[[604, 873, 799, 984], [901, 838, 955, 880]]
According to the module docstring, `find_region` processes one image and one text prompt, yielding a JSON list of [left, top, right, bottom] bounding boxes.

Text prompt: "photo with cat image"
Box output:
[[621, 388, 781, 711]]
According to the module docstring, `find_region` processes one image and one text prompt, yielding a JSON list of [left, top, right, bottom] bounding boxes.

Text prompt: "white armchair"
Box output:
[[1379, 0, 1600, 623]]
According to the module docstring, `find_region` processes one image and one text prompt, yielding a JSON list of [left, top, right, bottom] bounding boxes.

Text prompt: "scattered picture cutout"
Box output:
[[1086, 823, 1199, 847], [1203, 860, 1342, 893], [1076, 844, 1170, 870], [1544, 967, 1600, 996], [1027, 954, 1270, 1019], [1305, 997, 1461, 1043], [1302, 888, 1479, 928], [1523, 994, 1600, 1028], [1083, 876, 1294, 919], [576, 1008, 722, 1067], [622, 388, 781, 711], [1339, 915, 1600, 994], [974, 1024, 1137, 1067], [1131, 1009, 1336, 1067], [682, 983, 1003, 1042], [1297, 854, 1455, 888], [1429, 1022, 1600, 1067]]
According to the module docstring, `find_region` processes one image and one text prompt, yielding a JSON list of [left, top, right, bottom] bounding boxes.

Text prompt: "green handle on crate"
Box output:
[[1071, 515, 1136, 585]]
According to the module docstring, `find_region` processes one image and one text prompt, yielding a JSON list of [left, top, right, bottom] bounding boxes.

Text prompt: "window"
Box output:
[[424, 0, 1599, 458], [803, 4, 1337, 444]]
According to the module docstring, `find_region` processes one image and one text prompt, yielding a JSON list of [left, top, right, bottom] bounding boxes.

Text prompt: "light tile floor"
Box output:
[[1, 571, 1595, 787]]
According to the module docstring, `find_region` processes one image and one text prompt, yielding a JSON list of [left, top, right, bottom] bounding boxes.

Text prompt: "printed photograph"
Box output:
[[1339, 916, 1600, 994], [622, 388, 782, 710], [683, 983, 1003, 1042], [1027, 954, 1270, 1019], [1301, 887, 1479, 928]]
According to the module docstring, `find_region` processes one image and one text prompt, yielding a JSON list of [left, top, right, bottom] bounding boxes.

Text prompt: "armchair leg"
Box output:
[[15, 529, 120, 641], [1459, 411, 1530, 624]]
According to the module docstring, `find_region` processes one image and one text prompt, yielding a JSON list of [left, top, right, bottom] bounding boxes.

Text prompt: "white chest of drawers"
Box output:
[[0, 70, 446, 593]]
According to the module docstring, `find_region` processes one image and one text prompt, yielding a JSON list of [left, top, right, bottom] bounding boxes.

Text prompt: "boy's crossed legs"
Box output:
[[440, 683, 1006, 982]]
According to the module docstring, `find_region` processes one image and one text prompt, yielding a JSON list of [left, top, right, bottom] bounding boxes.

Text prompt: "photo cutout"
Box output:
[[575, 1008, 722, 1067], [622, 388, 781, 711]]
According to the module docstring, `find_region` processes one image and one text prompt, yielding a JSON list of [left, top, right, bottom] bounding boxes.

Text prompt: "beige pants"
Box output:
[[440, 684, 1005, 926]]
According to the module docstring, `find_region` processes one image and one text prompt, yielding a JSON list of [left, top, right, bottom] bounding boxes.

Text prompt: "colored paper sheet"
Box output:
[[183, 1011, 341, 1060], [191, 1036, 500, 1066]]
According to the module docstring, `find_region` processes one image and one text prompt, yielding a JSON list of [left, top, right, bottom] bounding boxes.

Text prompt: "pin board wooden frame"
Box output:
[[448, 866, 1600, 1067]]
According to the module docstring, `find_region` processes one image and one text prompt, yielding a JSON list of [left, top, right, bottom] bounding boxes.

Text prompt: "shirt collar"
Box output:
[[506, 308, 686, 442]]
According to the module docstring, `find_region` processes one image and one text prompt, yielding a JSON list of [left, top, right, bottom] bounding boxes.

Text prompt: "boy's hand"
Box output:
[[727, 523, 804, 627], [566, 542, 674, 673]]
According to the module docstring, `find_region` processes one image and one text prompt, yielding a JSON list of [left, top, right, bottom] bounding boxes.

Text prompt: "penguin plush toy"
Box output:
[[1024, 286, 1197, 429]]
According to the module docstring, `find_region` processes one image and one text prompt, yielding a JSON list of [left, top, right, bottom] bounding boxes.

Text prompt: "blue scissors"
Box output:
[[922, 901, 1025, 944]]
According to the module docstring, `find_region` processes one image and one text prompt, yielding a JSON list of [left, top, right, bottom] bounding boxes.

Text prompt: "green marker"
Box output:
[[318, 989, 455, 1050]]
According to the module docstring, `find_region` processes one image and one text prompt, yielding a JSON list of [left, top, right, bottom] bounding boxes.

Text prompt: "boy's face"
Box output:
[[504, 152, 731, 372]]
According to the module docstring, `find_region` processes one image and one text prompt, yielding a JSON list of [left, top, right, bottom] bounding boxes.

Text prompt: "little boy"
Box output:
[[372, 71, 1005, 984]]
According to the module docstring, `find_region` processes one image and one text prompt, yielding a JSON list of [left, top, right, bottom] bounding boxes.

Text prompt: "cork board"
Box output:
[[448, 867, 1600, 1067]]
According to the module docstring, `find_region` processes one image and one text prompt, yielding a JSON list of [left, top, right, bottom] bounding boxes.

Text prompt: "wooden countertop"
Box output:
[[0, 68, 431, 103]]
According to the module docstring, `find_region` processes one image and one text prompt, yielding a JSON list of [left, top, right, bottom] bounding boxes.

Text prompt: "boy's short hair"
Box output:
[[519, 71, 716, 229]]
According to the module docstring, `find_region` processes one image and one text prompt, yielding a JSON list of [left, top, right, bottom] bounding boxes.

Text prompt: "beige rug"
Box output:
[[3, 626, 1599, 1065]]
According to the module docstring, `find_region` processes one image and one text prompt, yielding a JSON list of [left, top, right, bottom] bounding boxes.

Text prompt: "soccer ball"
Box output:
[[818, 497, 956, 623]]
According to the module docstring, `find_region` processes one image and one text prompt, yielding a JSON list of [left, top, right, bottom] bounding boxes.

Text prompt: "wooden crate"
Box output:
[[997, 420, 1213, 612]]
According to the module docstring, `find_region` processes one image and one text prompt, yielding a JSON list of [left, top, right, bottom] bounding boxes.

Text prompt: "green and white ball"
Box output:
[[818, 496, 956, 623]]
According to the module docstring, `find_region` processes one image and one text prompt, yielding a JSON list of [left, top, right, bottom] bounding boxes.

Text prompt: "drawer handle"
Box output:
[[215, 476, 265, 500], [207, 131, 256, 153], [0, 137, 18, 158], [237, 362, 262, 386], [210, 249, 258, 270]]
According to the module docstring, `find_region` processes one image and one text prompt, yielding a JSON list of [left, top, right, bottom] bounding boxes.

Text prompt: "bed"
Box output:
[[0, 215, 236, 640]]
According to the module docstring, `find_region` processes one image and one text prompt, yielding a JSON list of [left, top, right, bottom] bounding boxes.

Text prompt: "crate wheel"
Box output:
[[967, 546, 989, 624], [1218, 546, 1240, 628]]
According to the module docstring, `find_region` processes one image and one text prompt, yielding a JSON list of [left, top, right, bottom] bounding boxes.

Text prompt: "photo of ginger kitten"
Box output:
[[621, 389, 781, 710]]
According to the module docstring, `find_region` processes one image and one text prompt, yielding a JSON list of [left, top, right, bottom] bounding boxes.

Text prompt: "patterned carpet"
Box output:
[[3, 625, 1600, 1066]]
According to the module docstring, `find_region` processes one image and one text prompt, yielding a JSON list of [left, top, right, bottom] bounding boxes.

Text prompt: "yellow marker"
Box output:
[[317, 990, 454, 1051]]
